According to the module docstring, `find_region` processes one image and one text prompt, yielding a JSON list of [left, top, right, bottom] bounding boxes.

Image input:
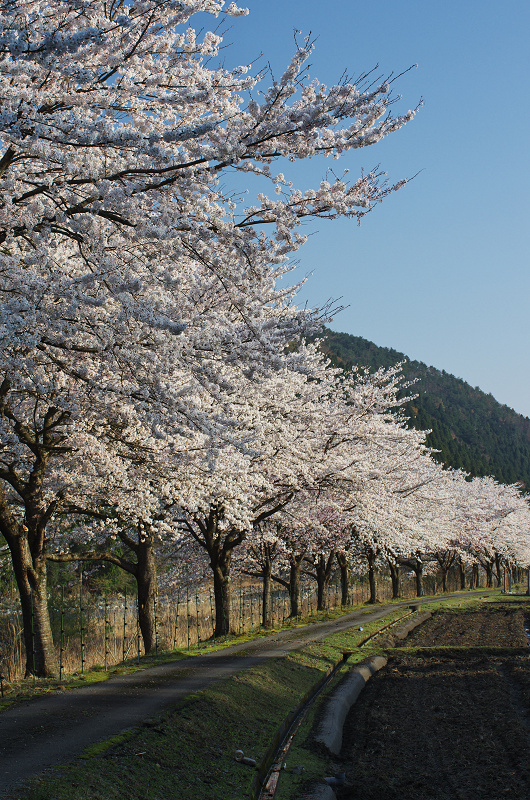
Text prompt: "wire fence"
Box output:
[[0, 568, 483, 684]]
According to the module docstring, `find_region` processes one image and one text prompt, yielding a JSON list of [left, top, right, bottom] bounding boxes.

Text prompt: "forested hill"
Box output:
[[320, 329, 530, 489]]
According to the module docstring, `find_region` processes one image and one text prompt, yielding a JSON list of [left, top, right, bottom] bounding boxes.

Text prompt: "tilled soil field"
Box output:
[[337, 603, 530, 800]]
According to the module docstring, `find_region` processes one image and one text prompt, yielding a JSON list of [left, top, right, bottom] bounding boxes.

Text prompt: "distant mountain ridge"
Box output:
[[320, 329, 530, 489]]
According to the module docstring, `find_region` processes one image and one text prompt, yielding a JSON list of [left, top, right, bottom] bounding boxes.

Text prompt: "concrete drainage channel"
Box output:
[[250, 608, 432, 800]]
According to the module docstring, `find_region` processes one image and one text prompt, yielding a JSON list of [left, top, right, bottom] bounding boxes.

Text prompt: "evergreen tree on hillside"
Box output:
[[320, 329, 530, 489]]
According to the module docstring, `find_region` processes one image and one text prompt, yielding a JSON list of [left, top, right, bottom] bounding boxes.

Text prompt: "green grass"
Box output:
[[4, 608, 413, 800], [2, 592, 505, 799], [0, 596, 411, 710]]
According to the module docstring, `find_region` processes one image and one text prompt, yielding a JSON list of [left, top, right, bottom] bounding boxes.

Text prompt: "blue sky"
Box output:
[[218, 0, 530, 417]]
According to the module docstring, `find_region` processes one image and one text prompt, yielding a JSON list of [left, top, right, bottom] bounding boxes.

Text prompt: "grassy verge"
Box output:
[[5, 608, 412, 800]]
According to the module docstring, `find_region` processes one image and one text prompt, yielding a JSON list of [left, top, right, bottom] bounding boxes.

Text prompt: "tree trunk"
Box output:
[[414, 560, 423, 597], [212, 557, 233, 637], [136, 534, 158, 653], [337, 552, 350, 606], [388, 560, 400, 599], [262, 558, 272, 628], [494, 553, 502, 587], [316, 566, 326, 610], [458, 559, 466, 590], [400, 556, 424, 598], [2, 498, 58, 678], [7, 529, 58, 677], [289, 559, 302, 618], [315, 552, 335, 611], [367, 550, 378, 604], [187, 511, 245, 639]]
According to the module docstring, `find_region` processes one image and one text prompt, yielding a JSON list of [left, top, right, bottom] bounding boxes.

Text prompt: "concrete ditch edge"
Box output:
[[314, 654, 388, 756], [302, 610, 433, 800]]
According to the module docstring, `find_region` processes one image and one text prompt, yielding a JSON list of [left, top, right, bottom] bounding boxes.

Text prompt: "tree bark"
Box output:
[[413, 559, 424, 597], [262, 558, 272, 628], [494, 552, 502, 587], [434, 551, 456, 594], [367, 549, 378, 604], [388, 560, 400, 599], [136, 533, 158, 653], [337, 552, 350, 606], [212, 561, 232, 636], [0, 491, 59, 677], [183, 509, 246, 638], [289, 557, 302, 617], [314, 551, 335, 611], [8, 531, 58, 677], [458, 558, 466, 590]]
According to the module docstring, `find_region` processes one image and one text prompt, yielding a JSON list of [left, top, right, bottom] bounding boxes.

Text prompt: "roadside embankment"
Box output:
[[0, 605, 413, 799]]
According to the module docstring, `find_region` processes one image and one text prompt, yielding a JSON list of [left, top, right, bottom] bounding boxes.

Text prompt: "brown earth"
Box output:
[[337, 603, 530, 800]]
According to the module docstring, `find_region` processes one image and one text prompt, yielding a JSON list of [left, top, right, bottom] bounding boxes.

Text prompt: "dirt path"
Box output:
[[337, 603, 530, 800], [0, 599, 420, 796]]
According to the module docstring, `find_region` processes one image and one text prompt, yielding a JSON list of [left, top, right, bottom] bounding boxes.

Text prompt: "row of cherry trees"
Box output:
[[0, 1, 528, 677]]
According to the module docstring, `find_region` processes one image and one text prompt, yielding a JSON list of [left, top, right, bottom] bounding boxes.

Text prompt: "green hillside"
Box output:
[[320, 329, 530, 489]]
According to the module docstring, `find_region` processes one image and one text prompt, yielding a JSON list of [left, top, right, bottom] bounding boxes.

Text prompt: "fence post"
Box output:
[[59, 584, 65, 680], [79, 566, 85, 674], [122, 589, 127, 664]]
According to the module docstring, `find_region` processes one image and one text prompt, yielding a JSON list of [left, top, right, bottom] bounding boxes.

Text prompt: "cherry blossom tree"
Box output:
[[229, 362, 422, 617], [169, 354, 421, 630], [455, 476, 530, 588], [335, 421, 459, 600], [171, 346, 344, 634], [246, 498, 334, 619], [0, 0, 419, 674], [235, 522, 284, 628]]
